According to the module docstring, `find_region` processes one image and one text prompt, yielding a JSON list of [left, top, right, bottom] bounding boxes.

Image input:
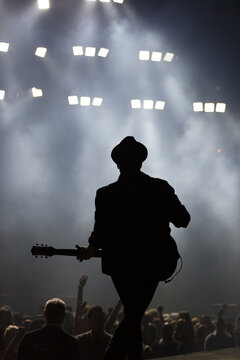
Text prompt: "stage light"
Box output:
[[38, 0, 50, 9], [68, 96, 79, 105], [131, 99, 141, 109], [32, 87, 43, 97], [163, 52, 174, 62], [193, 102, 203, 112], [216, 103, 226, 113], [99, 0, 111, 2], [0, 42, 9, 53], [86, 0, 96, 1], [85, 47, 96, 57], [0, 90, 5, 100], [72, 46, 84, 56], [155, 101, 165, 110], [98, 48, 109, 58], [139, 51, 150, 61], [204, 103, 215, 112], [143, 100, 154, 109], [92, 97, 103, 106], [217, 148, 222, 153], [113, 0, 124, 3], [35, 47, 47, 58], [151, 52, 162, 62], [80, 96, 91, 106]]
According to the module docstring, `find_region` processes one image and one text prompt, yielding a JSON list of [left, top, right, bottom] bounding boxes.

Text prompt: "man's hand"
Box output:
[[76, 244, 99, 262], [79, 275, 88, 287]]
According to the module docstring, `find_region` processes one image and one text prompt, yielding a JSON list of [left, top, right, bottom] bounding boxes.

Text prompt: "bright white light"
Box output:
[[35, 47, 47, 58], [131, 99, 141, 109], [99, 0, 111, 2], [85, 47, 96, 57], [38, 0, 50, 9], [92, 97, 103, 106], [143, 100, 154, 109], [151, 52, 162, 62], [204, 103, 215, 112], [0, 90, 5, 100], [113, 0, 124, 3], [80, 96, 91, 106], [139, 51, 150, 61], [193, 102, 203, 112], [32, 87, 43, 97], [72, 46, 84, 56], [0, 42, 10, 52], [86, 0, 97, 1], [98, 48, 109, 58], [68, 96, 79, 105], [155, 101, 165, 110], [164, 52, 174, 62], [216, 103, 226, 113]]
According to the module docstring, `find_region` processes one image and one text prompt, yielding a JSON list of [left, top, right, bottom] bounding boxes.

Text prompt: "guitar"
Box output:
[[31, 244, 102, 258]]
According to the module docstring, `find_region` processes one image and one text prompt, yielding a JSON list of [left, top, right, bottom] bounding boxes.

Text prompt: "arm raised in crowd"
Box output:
[[104, 300, 122, 334], [74, 275, 89, 335]]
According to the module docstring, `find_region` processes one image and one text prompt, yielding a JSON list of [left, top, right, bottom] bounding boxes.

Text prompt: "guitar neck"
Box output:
[[51, 248, 102, 258]]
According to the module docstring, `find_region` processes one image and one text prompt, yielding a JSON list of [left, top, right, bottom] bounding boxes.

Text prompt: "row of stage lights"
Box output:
[[0, 90, 226, 113], [37, 0, 124, 9], [0, 43, 174, 63]]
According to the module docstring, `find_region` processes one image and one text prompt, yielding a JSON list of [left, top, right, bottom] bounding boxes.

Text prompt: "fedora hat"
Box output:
[[111, 136, 148, 166]]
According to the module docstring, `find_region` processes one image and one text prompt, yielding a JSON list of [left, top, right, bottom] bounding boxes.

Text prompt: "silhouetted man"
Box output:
[[78, 136, 190, 360], [18, 298, 80, 360]]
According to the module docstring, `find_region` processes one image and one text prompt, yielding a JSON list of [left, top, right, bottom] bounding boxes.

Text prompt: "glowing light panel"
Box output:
[[92, 97, 103, 106], [98, 48, 109, 58], [68, 96, 79, 105], [164, 52, 174, 62], [204, 103, 215, 112], [131, 99, 141, 109], [73, 46, 84, 56], [0, 42, 10, 52], [143, 100, 154, 109], [99, 0, 111, 2], [193, 102, 203, 112], [139, 51, 150, 61], [38, 0, 50, 9], [151, 52, 162, 62], [85, 47, 96, 57], [216, 103, 226, 113], [113, 0, 124, 2], [35, 47, 47, 58], [155, 101, 165, 110], [0, 90, 5, 100], [32, 87, 43, 97], [80, 96, 91, 106]]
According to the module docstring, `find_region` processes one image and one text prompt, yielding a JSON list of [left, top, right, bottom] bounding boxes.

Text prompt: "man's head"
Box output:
[[43, 298, 65, 325], [111, 136, 148, 172], [87, 306, 106, 334]]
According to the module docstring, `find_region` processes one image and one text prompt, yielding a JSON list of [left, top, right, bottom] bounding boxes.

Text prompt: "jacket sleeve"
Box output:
[[165, 182, 191, 228], [88, 189, 106, 249]]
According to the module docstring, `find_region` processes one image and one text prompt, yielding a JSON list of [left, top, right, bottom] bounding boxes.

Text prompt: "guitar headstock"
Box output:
[[31, 244, 56, 258]]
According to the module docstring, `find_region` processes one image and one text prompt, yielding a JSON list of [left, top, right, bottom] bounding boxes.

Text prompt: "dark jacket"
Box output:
[[89, 171, 190, 279], [18, 324, 80, 360]]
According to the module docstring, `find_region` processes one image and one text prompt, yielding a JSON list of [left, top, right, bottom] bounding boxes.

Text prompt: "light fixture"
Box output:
[[32, 87, 43, 97], [0, 42, 10, 53], [35, 47, 47, 58], [80, 96, 91, 106], [85, 47, 96, 57], [155, 101, 165, 110], [163, 52, 174, 62], [113, 0, 124, 3], [193, 102, 203, 112], [204, 103, 215, 112], [99, 0, 111, 2], [0, 90, 5, 100], [37, 0, 50, 9], [216, 103, 226, 113], [131, 99, 141, 109], [98, 48, 109, 58], [68, 96, 79, 105], [151, 52, 162, 62], [92, 97, 103, 106], [143, 100, 154, 109], [139, 51, 150, 61], [72, 46, 84, 56]]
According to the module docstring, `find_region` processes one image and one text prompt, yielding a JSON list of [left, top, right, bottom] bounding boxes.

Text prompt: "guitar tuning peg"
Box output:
[[41, 244, 44, 246], [35, 256, 38, 258], [45, 256, 48, 258], [41, 256, 43, 258], [45, 245, 47, 247], [36, 243, 39, 246]]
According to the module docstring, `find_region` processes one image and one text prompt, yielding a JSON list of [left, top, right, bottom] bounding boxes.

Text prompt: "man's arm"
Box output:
[[165, 183, 191, 228]]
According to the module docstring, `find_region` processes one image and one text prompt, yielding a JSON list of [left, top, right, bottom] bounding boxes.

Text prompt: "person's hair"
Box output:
[[4, 325, 19, 346], [87, 306, 104, 320], [44, 298, 65, 324]]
